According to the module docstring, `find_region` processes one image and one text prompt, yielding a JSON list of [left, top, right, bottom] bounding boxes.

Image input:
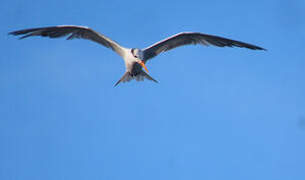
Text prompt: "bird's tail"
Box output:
[[114, 71, 158, 86]]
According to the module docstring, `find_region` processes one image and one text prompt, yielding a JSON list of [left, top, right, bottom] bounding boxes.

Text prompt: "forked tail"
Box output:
[[114, 71, 158, 86]]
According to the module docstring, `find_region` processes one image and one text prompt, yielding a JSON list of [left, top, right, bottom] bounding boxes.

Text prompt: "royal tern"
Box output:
[[9, 25, 265, 86]]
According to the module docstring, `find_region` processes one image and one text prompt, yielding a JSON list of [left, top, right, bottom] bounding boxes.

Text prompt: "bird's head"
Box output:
[[131, 48, 149, 73]]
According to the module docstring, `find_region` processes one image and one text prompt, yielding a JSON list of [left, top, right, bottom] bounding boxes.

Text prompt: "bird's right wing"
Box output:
[[9, 25, 125, 57], [142, 32, 266, 61]]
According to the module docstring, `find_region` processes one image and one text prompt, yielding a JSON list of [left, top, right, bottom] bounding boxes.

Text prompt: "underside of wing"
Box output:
[[143, 32, 266, 61], [9, 25, 125, 56]]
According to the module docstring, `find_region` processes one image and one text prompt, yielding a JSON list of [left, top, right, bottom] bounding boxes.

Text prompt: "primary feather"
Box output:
[[143, 32, 265, 61]]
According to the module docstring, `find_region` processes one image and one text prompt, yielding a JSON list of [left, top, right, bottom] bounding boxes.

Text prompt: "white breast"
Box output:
[[122, 48, 138, 72]]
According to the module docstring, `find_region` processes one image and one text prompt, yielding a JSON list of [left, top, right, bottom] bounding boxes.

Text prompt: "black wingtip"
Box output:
[[8, 30, 23, 36], [261, 47, 267, 51], [8, 31, 16, 36], [254, 46, 267, 51], [18, 34, 31, 39], [244, 46, 267, 51], [8, 30, 25, 39]]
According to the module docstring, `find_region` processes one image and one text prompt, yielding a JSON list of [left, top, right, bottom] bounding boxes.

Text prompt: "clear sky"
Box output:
[[1, 0, 305, 180]]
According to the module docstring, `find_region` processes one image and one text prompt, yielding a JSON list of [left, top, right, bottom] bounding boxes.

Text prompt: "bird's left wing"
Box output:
[[9, 25, 125, 57], [142, 32, 266, 61]]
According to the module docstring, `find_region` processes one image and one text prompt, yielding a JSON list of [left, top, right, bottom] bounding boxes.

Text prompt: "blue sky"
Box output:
[[1, 0, 305, 179]]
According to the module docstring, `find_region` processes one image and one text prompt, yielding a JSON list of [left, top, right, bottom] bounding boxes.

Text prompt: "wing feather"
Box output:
[[9, 25, 125, 57], [143, 32, 266, 61]]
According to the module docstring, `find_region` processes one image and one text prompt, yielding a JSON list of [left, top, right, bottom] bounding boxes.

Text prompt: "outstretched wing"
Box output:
[[143, 32, 266, 61], [9, 25, 125, 57]]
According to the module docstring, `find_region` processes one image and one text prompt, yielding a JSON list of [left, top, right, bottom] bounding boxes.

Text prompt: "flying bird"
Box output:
[[9, 25, 265, 86]]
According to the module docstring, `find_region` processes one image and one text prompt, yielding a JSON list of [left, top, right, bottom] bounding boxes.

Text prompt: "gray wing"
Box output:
[[142, 32, 266, 61], [9, 25, 125, 57]]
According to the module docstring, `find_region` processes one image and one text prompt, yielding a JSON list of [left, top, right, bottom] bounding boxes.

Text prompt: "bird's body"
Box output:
[[9, 25, 265, 86], [115, 47, 157, 86]]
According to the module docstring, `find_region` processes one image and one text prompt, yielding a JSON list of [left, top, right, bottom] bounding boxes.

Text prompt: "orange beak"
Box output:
[[139, 60, 149, 73]]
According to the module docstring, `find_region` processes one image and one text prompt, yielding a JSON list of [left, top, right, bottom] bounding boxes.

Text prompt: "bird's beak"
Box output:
[[139, 60, 149, 73]]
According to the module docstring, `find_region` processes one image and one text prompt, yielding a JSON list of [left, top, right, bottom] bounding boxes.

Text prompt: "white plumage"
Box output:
[[9, 25, 265, 86]]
